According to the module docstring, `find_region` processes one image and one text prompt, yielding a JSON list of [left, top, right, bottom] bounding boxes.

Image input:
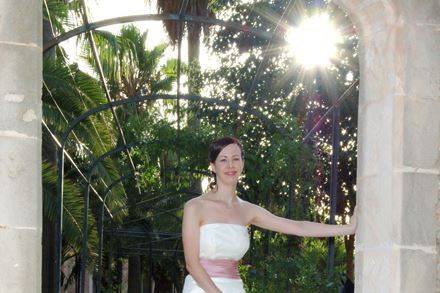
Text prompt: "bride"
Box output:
[[182, 136, 357, 293]]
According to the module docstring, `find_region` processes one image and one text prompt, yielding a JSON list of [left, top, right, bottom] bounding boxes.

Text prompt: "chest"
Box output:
[[200, 201, 251, 225]]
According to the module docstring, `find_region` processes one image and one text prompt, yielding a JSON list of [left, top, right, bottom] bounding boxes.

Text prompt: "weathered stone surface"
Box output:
[[0, 136, 41, 228], [356, 174, 397, 247], [358, 30, 396, 105], [0, 1, 42, 292], [357, 96, 395, 177], [403, 26, 440, 100], [400, 172, 438, 246], [402, 99, 440, 169], [398, 0, 440, 24], [334, 1, 440, 292], [400, 248, 436, 293], [0, 0, 41, 45], [0, 43, 41, 96], [0, 92, 42, 139], [355, 249, 400, 293], [0, 228, 41, 292]]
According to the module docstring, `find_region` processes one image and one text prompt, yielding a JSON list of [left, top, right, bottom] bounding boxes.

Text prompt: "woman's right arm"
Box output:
[[182, 199, 222, 293]]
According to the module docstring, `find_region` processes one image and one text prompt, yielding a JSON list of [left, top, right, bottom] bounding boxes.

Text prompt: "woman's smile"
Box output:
[[225, 171, 237, 176]]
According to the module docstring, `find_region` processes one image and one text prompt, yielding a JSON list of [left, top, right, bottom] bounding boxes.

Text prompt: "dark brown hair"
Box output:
[[208, 136, 244, 190]]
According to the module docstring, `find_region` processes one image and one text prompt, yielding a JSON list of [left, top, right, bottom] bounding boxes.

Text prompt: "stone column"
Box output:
[[334, 0, 440, 292], [0, 0, 42, 292]]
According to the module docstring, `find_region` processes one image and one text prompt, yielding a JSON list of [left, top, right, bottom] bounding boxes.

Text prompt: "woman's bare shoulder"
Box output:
[[184, 193, 210, 210], [238, 198, 257, 208]]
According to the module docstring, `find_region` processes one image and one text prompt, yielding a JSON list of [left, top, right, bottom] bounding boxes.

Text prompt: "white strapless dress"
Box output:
[[182, 223, 250, 293]]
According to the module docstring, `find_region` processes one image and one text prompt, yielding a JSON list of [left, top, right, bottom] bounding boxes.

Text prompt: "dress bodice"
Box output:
[[182, 223, 249, 292], [199, 223, 250, 261]]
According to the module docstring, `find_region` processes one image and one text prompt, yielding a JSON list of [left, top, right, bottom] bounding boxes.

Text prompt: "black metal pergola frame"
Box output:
[[43, 1, 359, 292]]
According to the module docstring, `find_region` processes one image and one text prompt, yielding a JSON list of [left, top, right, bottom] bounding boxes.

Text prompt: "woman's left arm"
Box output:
[[248, 203, 357, 237]]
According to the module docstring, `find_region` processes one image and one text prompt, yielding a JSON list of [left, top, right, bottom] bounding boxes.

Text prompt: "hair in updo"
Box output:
[[208, 136, 244, 190]]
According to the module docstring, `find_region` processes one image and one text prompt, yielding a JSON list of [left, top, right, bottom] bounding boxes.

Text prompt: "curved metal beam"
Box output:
[[44, 13, 274, 52]]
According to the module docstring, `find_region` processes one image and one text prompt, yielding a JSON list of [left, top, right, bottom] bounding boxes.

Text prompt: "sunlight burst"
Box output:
[[286, 13, 341, 69]]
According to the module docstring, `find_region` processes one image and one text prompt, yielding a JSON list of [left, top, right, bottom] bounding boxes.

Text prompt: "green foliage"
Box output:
[[42, 57, 127, 209], [43, 0, 82, 34], [42, 161, 98, 264], [241, 237, 347, 292], [81, 25, 177, 100]]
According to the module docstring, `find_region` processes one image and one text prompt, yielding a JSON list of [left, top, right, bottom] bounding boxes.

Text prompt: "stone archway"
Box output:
[[0, 1, 438, 292], [332, 1, 440, 292]]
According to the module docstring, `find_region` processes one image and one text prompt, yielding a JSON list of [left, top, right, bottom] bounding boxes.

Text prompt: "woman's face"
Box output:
[[210, 143, 244, 185]]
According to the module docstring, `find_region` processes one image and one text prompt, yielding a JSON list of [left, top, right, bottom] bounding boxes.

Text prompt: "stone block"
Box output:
[[357, 1, 393, 37], [359, 30, 396, 105], [0, 0, 42, 45], [0, 136, 42, 228], [357, 96, 396, 177], [0, 92, 42, 139], [403, 26, 440, 100], [355, 249, 400, 293], [400, 172, 438, 246], [399, 0, 440, 25], [400, 248, 436, 293], [0, 43, 41, 96], [0, 227, 41, 293], [356, 174, 399, 246], [402, 98, 440, 169]]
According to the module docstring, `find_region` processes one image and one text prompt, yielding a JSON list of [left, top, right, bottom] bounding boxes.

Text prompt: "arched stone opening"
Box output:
[[332, 0, 439, 292], [0, 1, 438, 292]]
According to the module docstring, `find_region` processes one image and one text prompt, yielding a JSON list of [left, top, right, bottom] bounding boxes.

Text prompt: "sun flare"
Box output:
[[286, 13, 341, 69]]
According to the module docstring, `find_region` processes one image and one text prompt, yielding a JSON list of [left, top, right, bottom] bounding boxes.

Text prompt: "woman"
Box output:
[[182, 136, 357, 293]]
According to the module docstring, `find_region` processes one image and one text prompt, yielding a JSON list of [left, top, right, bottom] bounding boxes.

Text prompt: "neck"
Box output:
[[211, 183, 237, 205]]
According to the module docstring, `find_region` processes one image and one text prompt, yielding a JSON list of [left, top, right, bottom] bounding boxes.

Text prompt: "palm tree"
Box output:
[[42, 56, 128, 292], [147, 0, 216, 197], [82, 25, 176, 111], [81, 25, 178, 292], [151, 0, 214, 66], [42, 162, 99, 291]]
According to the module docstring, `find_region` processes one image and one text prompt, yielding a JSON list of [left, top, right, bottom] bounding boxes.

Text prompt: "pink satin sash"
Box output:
[[199, 258, 240, 279]]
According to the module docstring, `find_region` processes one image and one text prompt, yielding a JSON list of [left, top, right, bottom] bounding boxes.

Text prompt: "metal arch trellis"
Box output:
[[54, 91, 278, 292], [42, 1, 129, 210], [55, 91, 295, 292], [94, 172, 199, 293], [76, 0, 143, 203], [79, 140, 152, 292], [45, 2, 360, 292]]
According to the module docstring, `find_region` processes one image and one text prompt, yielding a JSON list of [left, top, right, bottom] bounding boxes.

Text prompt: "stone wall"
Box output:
[[333, 0, 440, 292], [0, 0, 42, 292]]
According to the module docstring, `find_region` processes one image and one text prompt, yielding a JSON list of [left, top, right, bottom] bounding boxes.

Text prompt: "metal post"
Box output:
[[96, 201, 105, 293], [149, 241, 153, 293], [79, 176, 92, 293], [55, 147, 65, 292], [327, 92, 341, 279]]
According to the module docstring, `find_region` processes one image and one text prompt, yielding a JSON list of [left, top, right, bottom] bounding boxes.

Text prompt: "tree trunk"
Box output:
[[115, 258, 123, 292], [128, 255, 142, 293], [344, 234, 355, 281]]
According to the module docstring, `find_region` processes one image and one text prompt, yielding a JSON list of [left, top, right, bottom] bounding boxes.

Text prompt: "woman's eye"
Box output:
[[233, 158, 239, 161]]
